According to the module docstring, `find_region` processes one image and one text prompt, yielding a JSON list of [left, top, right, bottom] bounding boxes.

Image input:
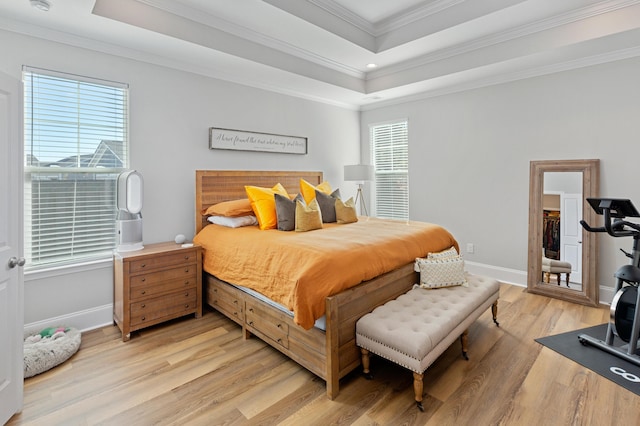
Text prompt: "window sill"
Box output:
[[24, 257, 113, 282]]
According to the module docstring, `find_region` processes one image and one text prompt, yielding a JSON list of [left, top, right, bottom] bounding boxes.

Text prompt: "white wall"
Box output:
[[0, 29, 360, 331], [361, 57, 640, 300]]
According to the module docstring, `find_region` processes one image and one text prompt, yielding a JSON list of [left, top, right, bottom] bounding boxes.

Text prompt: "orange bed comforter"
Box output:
[[194, 217, 458, 330]]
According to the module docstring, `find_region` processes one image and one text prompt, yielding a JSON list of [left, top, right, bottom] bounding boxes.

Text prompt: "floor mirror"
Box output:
[[527, 159, 599, 306]]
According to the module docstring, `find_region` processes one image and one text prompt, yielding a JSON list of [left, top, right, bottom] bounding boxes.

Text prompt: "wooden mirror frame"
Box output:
[[527, 159, 599, 306]]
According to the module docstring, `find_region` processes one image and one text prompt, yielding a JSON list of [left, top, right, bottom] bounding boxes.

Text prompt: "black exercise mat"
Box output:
[[535, 324, 640, 396]]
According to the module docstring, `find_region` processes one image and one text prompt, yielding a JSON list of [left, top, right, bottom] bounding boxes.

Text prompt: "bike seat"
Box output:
[[614, 264, 640, 284]]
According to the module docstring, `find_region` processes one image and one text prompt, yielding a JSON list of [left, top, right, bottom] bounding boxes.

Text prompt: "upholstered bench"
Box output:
[[355, 274, 500, 411]]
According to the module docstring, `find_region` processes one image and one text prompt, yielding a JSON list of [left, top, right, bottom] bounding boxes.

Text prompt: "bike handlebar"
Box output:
[[581, 208, 640, 238]]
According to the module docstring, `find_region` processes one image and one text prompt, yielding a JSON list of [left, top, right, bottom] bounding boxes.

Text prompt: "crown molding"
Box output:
[[309, 0, 464, 36], [366, 0, 640, 81], [361, 44, 640, 111], [138, 0, 365, 78]]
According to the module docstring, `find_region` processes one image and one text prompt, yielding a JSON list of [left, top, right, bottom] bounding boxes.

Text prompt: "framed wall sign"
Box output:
[[209, 127, 307, 155]]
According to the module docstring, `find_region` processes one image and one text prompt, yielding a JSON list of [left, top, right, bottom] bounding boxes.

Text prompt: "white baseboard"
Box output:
[[24, 304, 113, 334], [465, 261, 614, 305], [22, 262, 617, 335], [465, 261, 527, 287]]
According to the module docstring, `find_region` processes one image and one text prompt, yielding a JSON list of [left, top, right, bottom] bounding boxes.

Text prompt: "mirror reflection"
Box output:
[[542, 172, 583, 291]]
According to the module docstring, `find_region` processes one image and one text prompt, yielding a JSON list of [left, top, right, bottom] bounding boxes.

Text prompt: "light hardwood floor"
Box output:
[[8, 283, 640, 425]]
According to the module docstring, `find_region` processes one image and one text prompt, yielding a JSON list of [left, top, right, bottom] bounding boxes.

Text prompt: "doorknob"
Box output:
[[8, 257, 26, 268]]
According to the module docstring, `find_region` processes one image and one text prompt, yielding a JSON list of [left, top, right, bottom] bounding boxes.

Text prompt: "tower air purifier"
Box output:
[[116, 170, 144, 252]]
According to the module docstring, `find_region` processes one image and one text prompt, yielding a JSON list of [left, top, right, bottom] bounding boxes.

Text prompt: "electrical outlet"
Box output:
[[466, 243, 474, 254]]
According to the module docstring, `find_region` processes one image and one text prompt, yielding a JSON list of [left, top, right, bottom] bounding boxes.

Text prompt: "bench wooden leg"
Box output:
[[361, 348, 373, 380], [460, 329, 469, 360], [413, 371, 424, 411], [492, 300, 499, 327]]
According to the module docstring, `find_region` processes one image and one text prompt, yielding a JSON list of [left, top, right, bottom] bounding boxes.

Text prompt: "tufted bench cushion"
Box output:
[[355, 274, 500, 409]]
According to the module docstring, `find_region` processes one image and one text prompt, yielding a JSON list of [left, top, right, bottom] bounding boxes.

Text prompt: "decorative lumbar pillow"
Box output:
[[275, 193, 304, 231], [414, 255, 467, 288], [245, 183, 289, 230], [295, 198, 323, 232], [201, 198, 253, 217], [300, 178, 332, 204], [207, 215, 258, 228], [315, 189, 341, 223], [24, 326, 81, 378], [335, 197, 358, 224], [427, 246, 459, 259]]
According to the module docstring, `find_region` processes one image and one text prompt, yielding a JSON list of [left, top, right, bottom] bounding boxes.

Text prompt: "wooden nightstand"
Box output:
[[113, 242, 202, 341]]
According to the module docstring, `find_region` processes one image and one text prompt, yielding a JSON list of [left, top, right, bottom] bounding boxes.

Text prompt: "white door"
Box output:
[[560, 192, 582, 285], [0, 71, 24, 424]]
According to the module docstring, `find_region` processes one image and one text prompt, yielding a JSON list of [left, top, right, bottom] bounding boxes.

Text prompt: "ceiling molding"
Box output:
[[139, 0, 365, 78], [361, 44, 640, 111], [366, 0, 640, 82]]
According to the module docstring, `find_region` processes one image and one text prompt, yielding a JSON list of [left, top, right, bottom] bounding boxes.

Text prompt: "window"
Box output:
[[23, 67, 129, 270], [371, 120, 409, 220]]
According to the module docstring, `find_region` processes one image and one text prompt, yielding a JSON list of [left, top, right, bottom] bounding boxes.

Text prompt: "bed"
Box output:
[[194, 170, 458, 399]]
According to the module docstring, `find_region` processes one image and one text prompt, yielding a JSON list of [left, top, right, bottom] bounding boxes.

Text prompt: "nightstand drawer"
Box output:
[[129, 250, 197, 273], [129, 277, 196, 301], [130, 290, 197, 326], [130, 265, 197, 287]]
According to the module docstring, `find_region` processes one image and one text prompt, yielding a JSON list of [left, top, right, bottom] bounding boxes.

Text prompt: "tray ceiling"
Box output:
[[2, 0, 640, 109]]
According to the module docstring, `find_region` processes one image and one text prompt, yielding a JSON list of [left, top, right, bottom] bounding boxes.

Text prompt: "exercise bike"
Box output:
[[579, 198, 640, 366]]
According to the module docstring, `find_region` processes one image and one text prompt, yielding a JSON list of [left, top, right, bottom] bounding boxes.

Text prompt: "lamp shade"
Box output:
[[344, 164, 374, 181]]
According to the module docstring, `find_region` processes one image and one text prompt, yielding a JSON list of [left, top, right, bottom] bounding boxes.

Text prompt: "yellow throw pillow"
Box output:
[[245, 183, 289, 230], [300, 178, 332, 204], [335, 197, 358, 224], [295, 198, 323, 232]]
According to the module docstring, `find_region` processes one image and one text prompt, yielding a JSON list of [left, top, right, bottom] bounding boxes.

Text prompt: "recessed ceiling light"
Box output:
[[366, 63, 378, 69], [30, 0, 50, 12]]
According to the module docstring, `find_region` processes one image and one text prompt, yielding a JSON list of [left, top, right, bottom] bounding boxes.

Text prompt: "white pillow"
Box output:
[[208, 215, 258, 228], [427, 246, 459, 259], [414, 255, 467, 289]]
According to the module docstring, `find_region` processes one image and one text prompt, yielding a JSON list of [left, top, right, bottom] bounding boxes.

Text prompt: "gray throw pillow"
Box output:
[[315, 189, 341, 223], [275, 193, 303, 231]]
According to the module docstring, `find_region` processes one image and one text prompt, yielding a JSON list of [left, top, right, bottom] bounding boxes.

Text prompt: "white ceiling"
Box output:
[[2, 0, 640, 110]]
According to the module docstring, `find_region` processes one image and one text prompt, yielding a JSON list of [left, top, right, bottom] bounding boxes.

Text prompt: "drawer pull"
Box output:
[[233, 300, 238, 305], [184, 268, 190, 273], [185, 304, 189, 308], [141, 264, 146, 268], [185, 292, 189, 297], [277, 323, 282, 328], [277, 338, 282, 343], [184, 281, 190, 285], [141, 316, 146, 321], [141, 290, 146, 295], [249, 321, 254, 326], [141, 278, 146, 282], [249, 308, 254, 313], [141, 304, 146, 308], [184, 255, 190, 260]]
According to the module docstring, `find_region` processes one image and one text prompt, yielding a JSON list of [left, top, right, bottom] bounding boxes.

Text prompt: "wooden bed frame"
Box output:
[[195, 170, 418, 399]]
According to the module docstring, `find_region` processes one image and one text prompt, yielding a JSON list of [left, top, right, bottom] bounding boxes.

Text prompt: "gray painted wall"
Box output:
[[361, 57, 640, 297], [0, 29, 360, 330]]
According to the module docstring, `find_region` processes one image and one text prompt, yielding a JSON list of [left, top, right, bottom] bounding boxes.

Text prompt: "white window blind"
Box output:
[[23, 67, 129, 270], [371, 120, 409, 220]]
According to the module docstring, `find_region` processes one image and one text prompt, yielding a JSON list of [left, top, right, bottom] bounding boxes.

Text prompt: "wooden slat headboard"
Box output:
[[195, 170, 323, 233]]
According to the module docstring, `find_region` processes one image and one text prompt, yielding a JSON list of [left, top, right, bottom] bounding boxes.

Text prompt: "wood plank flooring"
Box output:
[[7, 283, 640, 425]]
